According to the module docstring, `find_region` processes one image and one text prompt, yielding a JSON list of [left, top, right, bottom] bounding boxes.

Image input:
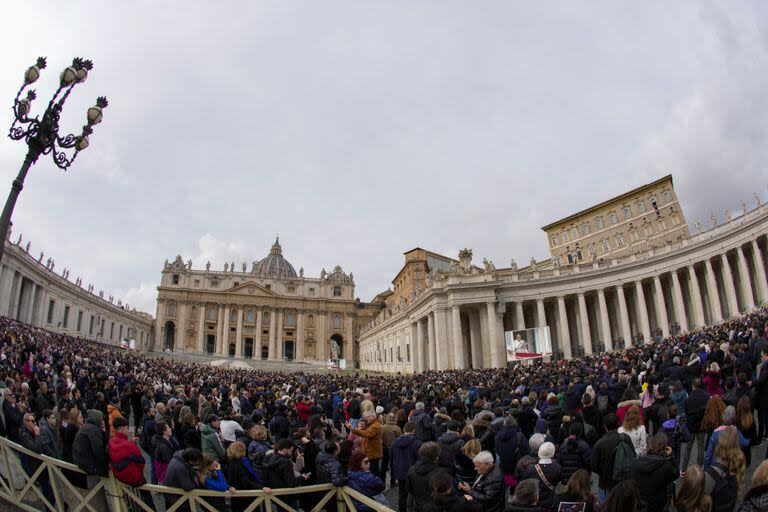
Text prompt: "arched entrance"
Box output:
[[261, 345, 269, 360], [330, 333, 344, 360], [284, 340, 295, 361], [205, 334, 215, 354], [164, 321, 175, 351], [228, 343, 236, 357], [244, 338, 254, 359]]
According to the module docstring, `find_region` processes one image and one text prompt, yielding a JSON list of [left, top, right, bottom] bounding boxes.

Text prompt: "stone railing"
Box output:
[[0, 434, 394, 512]]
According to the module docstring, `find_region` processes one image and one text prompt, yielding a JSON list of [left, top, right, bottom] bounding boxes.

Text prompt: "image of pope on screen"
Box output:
[[505, 327, 552, 361]]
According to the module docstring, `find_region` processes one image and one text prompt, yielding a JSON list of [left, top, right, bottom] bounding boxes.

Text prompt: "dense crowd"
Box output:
[[0, 305, 767, 512]]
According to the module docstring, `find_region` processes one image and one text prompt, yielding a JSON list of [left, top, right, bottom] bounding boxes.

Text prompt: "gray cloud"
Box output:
[[1, 2, 766, 313]]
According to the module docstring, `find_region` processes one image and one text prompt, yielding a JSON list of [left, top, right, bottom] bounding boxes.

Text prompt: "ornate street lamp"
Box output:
[[2, 57, 107, 263]]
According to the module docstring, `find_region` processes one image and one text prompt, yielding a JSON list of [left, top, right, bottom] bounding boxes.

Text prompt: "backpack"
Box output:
[[609, 434, 636, 482]]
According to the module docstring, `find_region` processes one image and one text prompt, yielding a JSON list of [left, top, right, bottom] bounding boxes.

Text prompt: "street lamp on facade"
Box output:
[[2, 56, 107, 264]]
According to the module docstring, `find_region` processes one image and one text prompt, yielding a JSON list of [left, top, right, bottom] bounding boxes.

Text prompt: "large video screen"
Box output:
[[505, 327, 552, 361]]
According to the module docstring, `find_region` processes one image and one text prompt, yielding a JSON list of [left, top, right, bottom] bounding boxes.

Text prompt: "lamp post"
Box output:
[[2, 56, 107, 264]]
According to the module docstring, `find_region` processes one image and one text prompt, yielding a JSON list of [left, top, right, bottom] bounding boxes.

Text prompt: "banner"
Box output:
[[504, 327, 552, 362]]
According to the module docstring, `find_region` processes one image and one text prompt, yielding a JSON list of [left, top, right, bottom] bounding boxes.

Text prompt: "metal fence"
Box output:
[[0, 435, 394, 512]]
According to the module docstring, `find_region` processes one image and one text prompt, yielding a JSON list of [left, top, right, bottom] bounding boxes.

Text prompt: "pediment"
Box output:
[[227, 281, 278, 297]]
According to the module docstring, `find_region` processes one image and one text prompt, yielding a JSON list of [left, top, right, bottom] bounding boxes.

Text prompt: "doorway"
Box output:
[[244, 338, 254, 358], [261, 345, 269, 360], [164, 321, 175, 351], [228, 343, 236, 357], [284, 340, 295, 361], [206, 334, 215, 354]]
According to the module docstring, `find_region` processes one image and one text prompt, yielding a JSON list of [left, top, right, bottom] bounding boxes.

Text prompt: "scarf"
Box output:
[[241, 456, 259, 481]]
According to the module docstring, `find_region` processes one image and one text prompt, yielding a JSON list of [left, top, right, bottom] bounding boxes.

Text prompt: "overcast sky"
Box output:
[[1, 2, 767, 314]]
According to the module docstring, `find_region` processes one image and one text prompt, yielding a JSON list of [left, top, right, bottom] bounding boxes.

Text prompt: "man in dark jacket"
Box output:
[[515, 397, 539, 439], [19, 412, 54, 504], [262, 439, 309, 509], [682, 378, 709, 468], [164, 448, 202, 509], [411, 402, 433, 441], [316, 442, 347, 486], [495, 417, 529, 480], [3, 390, 24, 442], [755, 348, 768, 441], [629, 433, 678, 512], [390, 422, 422, 512], [458, 450, 505, 512], [591, 413, 635, 504], [437, 420, 465, 475], [72, 410, 109, 477], [406, 442, 447, 511]]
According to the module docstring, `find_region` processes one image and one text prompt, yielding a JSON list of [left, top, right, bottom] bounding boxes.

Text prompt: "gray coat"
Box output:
[[38, 418, 62, 459]]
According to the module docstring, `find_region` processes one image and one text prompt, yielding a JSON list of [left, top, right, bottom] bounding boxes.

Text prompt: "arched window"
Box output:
[[207, 305, 218, 321], [246, 310, 255, 324], [307, 314, 314, 328], [167, 302, 176, 317], [230, 308, 237, 323], [285, 311, 296, 327], [262, 311, 270, 324], [333, 315, 342, 330]]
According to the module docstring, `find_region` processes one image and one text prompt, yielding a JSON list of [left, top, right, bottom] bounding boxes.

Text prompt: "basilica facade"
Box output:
[[154, 239, 380, 365]]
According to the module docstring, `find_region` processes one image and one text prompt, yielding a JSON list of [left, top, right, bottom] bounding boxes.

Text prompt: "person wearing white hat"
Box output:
[[521, 442, 562, 509]]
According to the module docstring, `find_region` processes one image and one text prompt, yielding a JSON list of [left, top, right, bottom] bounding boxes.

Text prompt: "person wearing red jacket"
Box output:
[[296, 396, 313, 424], [108, 417, 146, 487]]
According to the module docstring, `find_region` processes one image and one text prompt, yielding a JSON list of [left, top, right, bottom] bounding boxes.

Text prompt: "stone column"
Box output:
[[221, 304, 231, 355], [736, 246, 755, 310], [268, 309, 277, 359], [557, 296, 572, 359], [275, 309, 283, 360], [434, 309, 448, 369], [254, 308, 263, 359], [318, 312, 327, 361], [235, 307, 244, 357], [597, 289, 612, 352], [0, 266, 10, 316], [451, 306, 465, 369], [615, 286, 632, 346], [487, 301, 505, 367], [670, 271, 688, 332], [635, 281, 652, 344], [653, 276, 670, 338], [751, 240, 768, 303], [705, 259, 723, 322], [688, 265, 706, 327], [412, 322, 421, 372], [577, 293, 593, 355], [176, 302, 187, 350], [536, 299, 547, 330], [469, 310, 483, 369], [296, 312, 305, 361], [346, 314, 354, 363], [216, 305, 225, 354], [427, 313, 437, 369], [197, 303, 205, 353], [515, 301, 525, 330], [720, 253, 740, 317]]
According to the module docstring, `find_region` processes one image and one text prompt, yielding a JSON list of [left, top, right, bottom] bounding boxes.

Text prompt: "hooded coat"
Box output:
[[495, 426, 528, 476], [389, 433, 422, 481], [200, 423, 225, 463], [262, 452, 304, 488], [164, 453, 198, 507], [407, 457, 448, 510], [437, 431, 465, 474], [72, 416, 108, 476], [629, 453, 678, 512], [316, 451, 347, 486]]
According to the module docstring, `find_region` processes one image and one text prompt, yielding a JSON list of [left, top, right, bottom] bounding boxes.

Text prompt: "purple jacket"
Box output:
[[389, 434, 422, 480]]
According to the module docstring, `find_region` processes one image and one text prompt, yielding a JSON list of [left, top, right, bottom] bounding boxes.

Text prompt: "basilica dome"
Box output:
[[254, 238, 297, 278]]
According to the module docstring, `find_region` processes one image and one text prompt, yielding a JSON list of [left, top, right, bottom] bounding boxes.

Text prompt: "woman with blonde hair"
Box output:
[[705, 428, 745, 512], [618, 405, 647, 455], [455, 438, 482, 483], [738, 459, 768, 511], [675, 465, 711, 512]]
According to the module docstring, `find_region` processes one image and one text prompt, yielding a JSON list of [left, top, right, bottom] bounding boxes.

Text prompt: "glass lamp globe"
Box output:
[[60, 67, 77, 87]]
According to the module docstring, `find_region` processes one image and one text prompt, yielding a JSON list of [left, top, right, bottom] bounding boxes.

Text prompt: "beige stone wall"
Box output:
[[544, 176, 689, 265]]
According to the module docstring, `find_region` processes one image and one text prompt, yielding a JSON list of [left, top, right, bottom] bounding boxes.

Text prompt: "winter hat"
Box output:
[[534, 418, 549, 434], [375, 406, 384, 415], [538, 442, 555, 460]]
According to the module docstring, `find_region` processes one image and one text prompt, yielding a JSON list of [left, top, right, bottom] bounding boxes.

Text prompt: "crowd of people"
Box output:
[[0, 304, 767, 512]]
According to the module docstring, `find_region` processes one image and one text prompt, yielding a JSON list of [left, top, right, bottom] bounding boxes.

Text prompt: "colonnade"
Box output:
[[362, 232, 768, 373]]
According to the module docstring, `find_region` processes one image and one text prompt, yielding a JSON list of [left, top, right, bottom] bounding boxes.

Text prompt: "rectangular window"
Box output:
[[596, 217, 604, 230], [581, 223, 590, 236], [609, 212, 618, 225], [615, 234, 625, 246], [562, 230, 569, 242], [246, 310, 255, 323], [62, 306, 70, 328], [172, 274, 180, 284], [406, 344, 411, 362], [207, 306, 217, 321], [630, 231, 640, 241], [194, 279, 200, 287], [77, 311, 83, 332], [89, 315, 95, 335], [309, 288, 315, 296], [662, 190, 672, 203], [47, 300, 55, 324], [110, 322, 115, 340], [602, 239, 611, 252], [644, 224, 653, 236], [119, 325, 123, 340], [210, 280, 219, 288], [571, 228, 578, 240], [390, 347, 393, 362], [623, 206, 631, 220], [286, 286, 296, 294], [637, 201, 646, 214], [265, 284, 271, 290], [333, 286, 342, 296], [577, 250, 583, 261], [672, 214, 680, 226], [551, 236, 559, 247]]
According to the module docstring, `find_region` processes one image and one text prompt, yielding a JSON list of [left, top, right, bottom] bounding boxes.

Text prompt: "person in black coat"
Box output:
[[72, 411, 109, 477], [226, 441, 261, 512], [408, 442, 449, 511], [458, 450, 506, 512], [504, 478, 549, 512], [629, 433, 678, 512], [754, 349, 768, 441], [514, 398, 539, 439], [557, 423, 591, 485], [682, 378, 710, 469], [591, 414, 635, 500], [495, 417, 529, 481], [522, 442, 562, 509], [261, 439, 309, 509], [437, 421, 465, 475], [426, 470, 481, 512], [164, 449, 202, 510], [3, 391, 24, 442]]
